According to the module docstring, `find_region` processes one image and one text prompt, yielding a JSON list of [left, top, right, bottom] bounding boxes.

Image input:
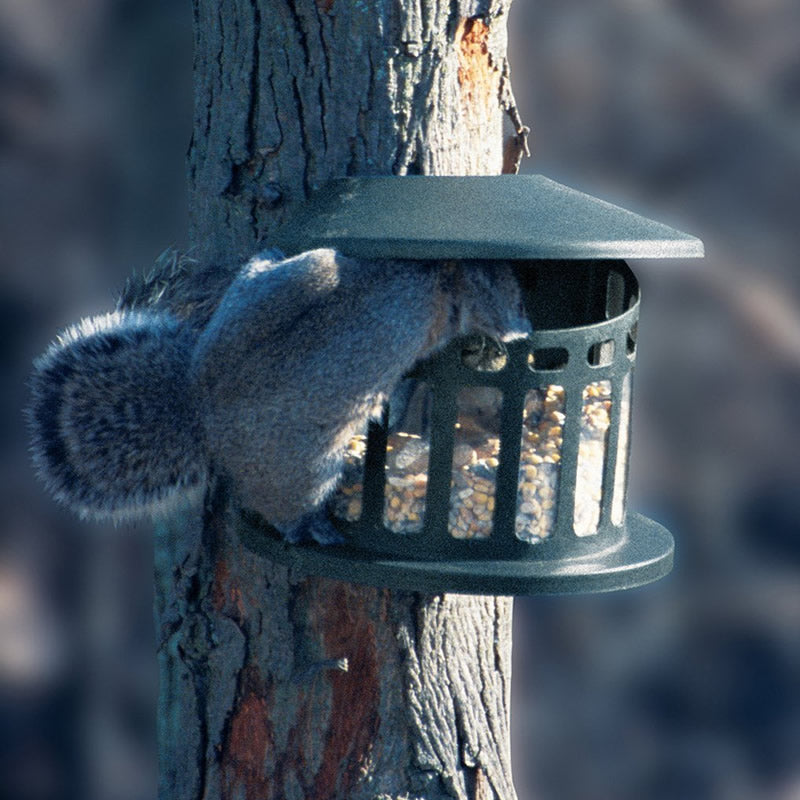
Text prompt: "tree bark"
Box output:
[[156, 2, 524, 798]]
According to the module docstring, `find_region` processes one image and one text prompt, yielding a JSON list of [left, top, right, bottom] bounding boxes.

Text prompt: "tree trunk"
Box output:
[[156, 2, 525, 798]]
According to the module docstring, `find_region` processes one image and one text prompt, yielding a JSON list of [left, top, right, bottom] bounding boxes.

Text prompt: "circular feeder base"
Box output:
[[238, 512, 673, 595]]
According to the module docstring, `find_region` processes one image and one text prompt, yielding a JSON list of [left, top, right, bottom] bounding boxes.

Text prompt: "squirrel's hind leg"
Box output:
[[278, 510, 345, 546]]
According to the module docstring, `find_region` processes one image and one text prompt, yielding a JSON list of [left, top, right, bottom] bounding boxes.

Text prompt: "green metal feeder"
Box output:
[[239, 175, 704, 595]]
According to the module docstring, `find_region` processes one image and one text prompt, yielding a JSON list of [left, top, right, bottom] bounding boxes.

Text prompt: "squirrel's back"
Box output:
[[28, 310, 207, 522], [191, 249, 444, 529], [192, 249, 531, 530]]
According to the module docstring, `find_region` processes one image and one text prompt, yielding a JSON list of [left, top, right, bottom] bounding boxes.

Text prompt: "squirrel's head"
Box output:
[[451, 261, 532, 344]]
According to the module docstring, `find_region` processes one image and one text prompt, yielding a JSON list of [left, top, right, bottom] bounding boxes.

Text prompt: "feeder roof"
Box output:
[[273, 175, 704, 261]]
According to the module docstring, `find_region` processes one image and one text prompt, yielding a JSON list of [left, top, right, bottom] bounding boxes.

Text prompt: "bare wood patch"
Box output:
[[457, 17, 499, 115], [311, 581, 382, 797], [212, 557, 246, 623], [222, 666, 274, 800]]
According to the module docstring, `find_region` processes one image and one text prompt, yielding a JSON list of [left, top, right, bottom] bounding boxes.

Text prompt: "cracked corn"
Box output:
[[330, 382, 616, 541]]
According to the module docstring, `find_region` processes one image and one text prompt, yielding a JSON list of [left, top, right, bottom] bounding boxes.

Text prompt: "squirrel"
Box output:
[[28, 248, 531, 543]]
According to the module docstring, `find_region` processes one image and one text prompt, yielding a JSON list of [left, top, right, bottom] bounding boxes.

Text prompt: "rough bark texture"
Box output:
[[187, 0, 522, 267], [156, 2, 524, 798]]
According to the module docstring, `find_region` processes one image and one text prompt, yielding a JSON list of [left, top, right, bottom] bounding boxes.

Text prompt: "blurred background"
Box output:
[[1, 0, 798, 798]]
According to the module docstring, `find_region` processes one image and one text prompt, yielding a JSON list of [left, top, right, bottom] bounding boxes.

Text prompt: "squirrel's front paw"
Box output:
[[279, 511, 344, 546]]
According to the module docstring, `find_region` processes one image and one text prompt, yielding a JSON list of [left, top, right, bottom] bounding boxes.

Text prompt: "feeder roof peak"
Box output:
[[274, 175, 704, 262]]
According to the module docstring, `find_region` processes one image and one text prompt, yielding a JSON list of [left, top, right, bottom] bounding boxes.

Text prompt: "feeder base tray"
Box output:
[[238, 512, 673, 595]]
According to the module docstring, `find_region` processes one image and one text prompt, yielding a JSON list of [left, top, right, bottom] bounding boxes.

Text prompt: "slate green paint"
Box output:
[[273, 175, 705, 261]]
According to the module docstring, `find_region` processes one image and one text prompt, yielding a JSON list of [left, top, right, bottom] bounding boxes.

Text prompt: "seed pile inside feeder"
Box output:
[[574, 380, 612, 536], [515, 385, 566, 543], [329, 381, 616, 541]]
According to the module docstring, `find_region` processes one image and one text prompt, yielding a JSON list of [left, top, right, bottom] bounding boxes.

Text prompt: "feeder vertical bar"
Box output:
[[493, 381, 527, 546], [361, 411, 389, 531], [598, 367, 625, 530], [422, 380, 458, 549]]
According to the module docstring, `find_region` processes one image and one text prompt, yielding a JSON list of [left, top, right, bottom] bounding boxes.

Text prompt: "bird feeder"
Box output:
[[239, 176, 703, 595]]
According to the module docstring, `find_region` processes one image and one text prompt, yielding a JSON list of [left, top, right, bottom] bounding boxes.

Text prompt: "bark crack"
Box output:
[[290, 76, 312, 195], [267, 73, 284, 153], [247, 4, 262, 158], [318, 82, 328, 153], [286, 0, 311, 67], [174, 584, 214, 800]]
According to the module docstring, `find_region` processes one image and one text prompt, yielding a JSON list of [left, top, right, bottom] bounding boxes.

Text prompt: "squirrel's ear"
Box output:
[[260, 247, 286, 262]]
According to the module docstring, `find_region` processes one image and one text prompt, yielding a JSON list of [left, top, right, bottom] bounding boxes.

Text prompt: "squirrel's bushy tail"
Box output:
[[28, 310, 207, 523]]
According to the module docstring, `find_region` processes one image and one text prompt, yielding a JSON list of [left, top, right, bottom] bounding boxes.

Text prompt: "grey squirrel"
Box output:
[[29, 248, 531, 543]]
